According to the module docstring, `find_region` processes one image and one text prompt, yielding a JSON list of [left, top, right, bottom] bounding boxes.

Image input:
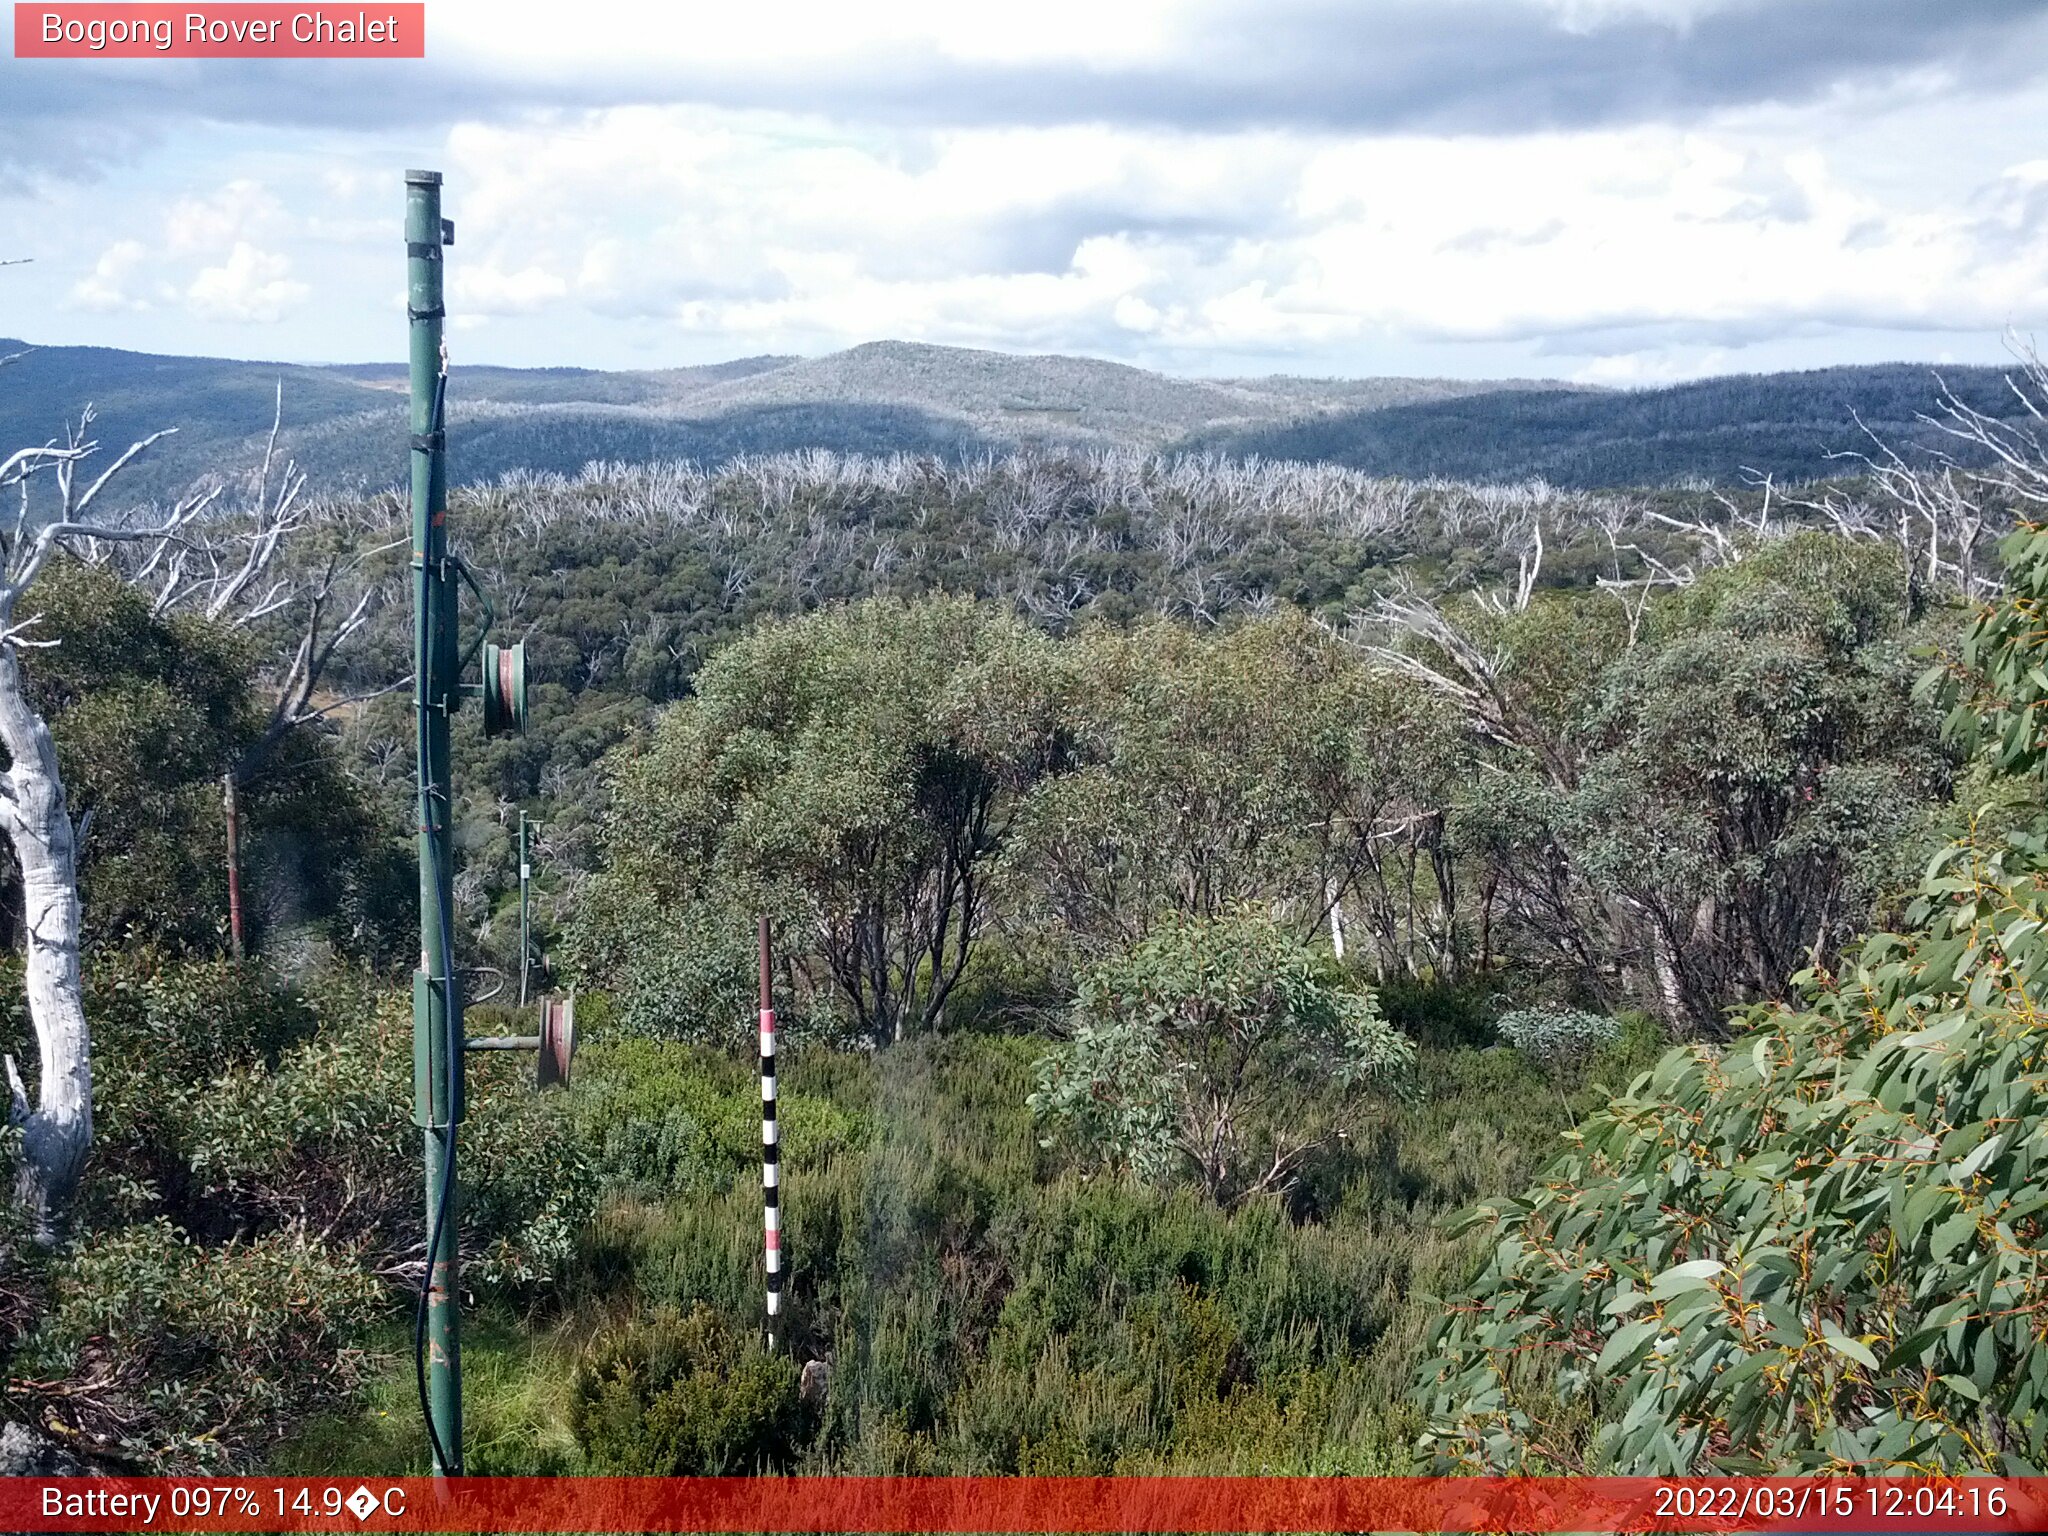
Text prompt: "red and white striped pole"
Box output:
[[758, 916, 783, 1350]]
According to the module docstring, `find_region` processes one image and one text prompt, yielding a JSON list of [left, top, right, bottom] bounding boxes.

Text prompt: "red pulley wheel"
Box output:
[[481, 640, 528, 738], [538, 993, 576, 1088]]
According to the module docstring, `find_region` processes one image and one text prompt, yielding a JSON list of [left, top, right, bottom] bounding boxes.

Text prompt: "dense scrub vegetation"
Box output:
[[2, 562, 408, 959], [571, 536, 1958, 1046], [1417, 516, 2048, 1475], [282, 1022, 1663, 1476], [290, 447, 1990, 1023], [0, 957, 592, 1466], [8, 364, 2048, 1474]]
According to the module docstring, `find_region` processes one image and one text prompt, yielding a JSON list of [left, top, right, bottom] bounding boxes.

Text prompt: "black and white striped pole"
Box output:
[[758, 916, 783, 1350]]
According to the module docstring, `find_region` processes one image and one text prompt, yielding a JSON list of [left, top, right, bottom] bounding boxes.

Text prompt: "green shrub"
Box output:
[[570, 1303, 805, 1473], [1417, 515, 2048, 1474], [1492, 1005, 1621, 1068], [16, 1218, 382, 1468], [1031, 911, 1413, 1203], [573, 1038, 865, 1200], [4, 958, 601, 1469], [462, 1056, 604, 1292], [1419, 840, 2048, 1472], [57, 955, 317, 1197]]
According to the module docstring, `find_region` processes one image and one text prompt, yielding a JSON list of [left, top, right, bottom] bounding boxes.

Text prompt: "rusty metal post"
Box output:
[[222, 771, 244, 960]]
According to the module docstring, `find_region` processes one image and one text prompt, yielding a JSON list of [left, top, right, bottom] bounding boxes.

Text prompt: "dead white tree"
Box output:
[[1783, 390, 2016, 608], [0, 410, 217, 1241], [0, 380, 398, 1235], [1358, 583, 1580, 793], [104, 385, 406, 959], [120, 384, 404, 747], [1474, 515, 1547, 617], [1637, 468, 1773, 567]]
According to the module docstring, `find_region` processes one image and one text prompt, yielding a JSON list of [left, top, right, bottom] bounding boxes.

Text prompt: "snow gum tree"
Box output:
[[0, 417, 206, 1241]]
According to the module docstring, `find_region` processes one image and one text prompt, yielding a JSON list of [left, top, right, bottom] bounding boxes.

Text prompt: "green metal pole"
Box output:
[[406, 168, 462, 1479], [518, 811, 530, 1007]]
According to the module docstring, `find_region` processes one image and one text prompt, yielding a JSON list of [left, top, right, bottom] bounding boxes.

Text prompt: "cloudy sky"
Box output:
[[5, 0, 2048, 382]]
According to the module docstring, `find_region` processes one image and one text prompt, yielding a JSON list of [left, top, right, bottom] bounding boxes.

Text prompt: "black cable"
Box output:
[[414, 804, 461, 1475], [414, 367, 460, 1478]]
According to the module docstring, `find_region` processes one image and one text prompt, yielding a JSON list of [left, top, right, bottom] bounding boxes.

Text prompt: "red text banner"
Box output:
[[14, 4, 425, 58], [0, 1476, 2043, 1533]]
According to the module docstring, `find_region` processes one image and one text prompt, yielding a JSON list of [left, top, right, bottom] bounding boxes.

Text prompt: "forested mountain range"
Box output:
[[4, 333, 2025, 497], [1184, 362, 2033, 486], [0, 337, 1539, 497]]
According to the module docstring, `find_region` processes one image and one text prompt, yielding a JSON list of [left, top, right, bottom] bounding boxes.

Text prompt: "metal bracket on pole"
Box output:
[[413, 972, 466, 1129], [462, 992, 576, 1089]]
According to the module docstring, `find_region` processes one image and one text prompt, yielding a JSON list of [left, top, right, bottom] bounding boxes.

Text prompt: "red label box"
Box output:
[[0, 1476, 2044, 1534], [14, 3, 425, 57]]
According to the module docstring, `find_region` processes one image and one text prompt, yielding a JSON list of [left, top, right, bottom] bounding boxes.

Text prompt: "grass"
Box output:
[[272, 1012, 1663, 1476], [279, 1305, 592, 1476]]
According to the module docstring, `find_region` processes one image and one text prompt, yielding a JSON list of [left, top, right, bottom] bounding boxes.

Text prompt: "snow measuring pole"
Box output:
[[407, 168, 529, 1479]]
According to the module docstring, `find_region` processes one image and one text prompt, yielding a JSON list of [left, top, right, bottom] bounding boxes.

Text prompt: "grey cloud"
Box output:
[[0, 59, 483, 184], [645, 0, 2048, 133], [1529, 316, 1837, 353], [1524, 306, 2031, 355], [4, 0, 2044, 185], [951, 201, 1291, 280], [1962, 171, 2048, 260], [1440, 219, 1569, 254]]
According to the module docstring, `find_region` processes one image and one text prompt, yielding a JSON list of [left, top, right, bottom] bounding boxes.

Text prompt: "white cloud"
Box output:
[[1571, 348, 1734, 386], [405, 99, 2048, 368], [185, 242, 309, 322], [9, 1, 2048, 375], [453, 262, 569, 315], [68, 239, 153, 313], [165, 178, 288, 256]]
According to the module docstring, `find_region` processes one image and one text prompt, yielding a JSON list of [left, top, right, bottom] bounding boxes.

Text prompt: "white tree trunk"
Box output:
[[0, 638, 91, 1244], [0, 415, 267, 1246]]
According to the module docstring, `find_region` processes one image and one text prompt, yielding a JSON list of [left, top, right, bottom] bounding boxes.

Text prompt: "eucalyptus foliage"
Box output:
[[573, 596, 1069, 1046], [1444, 535, 1952, 1032], [1, 959, 597, 1467], [1007, 613, 1462, 969], [1416, 521, 2048, 1474], [1031, 911, 1412, 1204], [1493, 1006, 1621, 1069], [7, 561, 396, 959]]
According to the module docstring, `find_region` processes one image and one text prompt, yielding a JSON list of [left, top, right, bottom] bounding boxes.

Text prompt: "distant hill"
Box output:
[[0, 337, 2026, 498], [316, 354, 797, 406], [660, 340, 1546, 452], [1178, 363, 2029, 486], [0, 341, 400, 500], [0, 337, 1577, 498]]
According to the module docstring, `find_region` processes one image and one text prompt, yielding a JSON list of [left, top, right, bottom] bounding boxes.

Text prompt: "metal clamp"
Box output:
[[449, 554, 495, 675]]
